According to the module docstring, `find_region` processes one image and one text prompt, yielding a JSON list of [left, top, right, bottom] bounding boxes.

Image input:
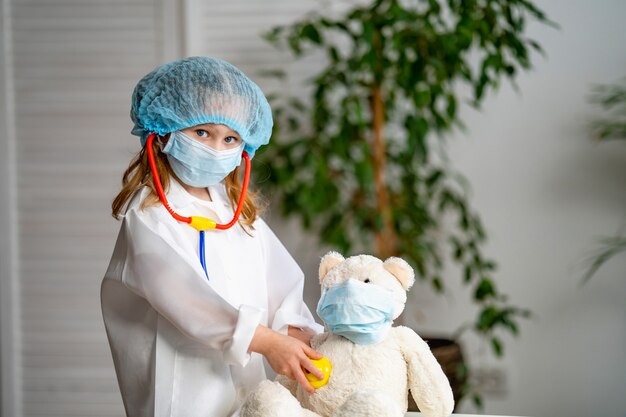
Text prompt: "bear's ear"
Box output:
[[382, 257, 415, 290], [319, 251, 345, 283]]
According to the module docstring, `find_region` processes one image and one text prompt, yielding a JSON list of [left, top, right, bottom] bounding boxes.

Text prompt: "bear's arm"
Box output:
[[393, 326, 454, 417], [310, 332, 329, 350], [275, 374, 298, 397]]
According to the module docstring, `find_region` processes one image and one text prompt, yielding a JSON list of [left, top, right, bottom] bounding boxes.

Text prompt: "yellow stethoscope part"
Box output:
[[189, 216, 217, 231], [305, 357, 332, 389]]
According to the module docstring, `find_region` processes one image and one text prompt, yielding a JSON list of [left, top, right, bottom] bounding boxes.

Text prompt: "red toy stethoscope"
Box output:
[[145, 133, 251, 278]]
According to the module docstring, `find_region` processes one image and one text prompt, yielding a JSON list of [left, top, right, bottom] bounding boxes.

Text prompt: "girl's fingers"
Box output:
[[304, 344, 323, 360], [293, 366, 315, 394], [301, 356, 325, 380]]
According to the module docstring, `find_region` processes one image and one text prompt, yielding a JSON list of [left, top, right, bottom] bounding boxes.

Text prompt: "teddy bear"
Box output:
[[240, 251, 454, 417]]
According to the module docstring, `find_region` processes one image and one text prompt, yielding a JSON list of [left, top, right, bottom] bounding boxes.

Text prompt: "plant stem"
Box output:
[[371, 85, 397, 258]]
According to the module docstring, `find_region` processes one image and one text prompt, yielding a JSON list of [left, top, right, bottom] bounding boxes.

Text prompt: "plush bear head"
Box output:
[[318, 251, 415, 320]]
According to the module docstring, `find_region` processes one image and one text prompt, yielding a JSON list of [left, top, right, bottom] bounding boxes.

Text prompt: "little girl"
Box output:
[[100, 56, 325, 417]]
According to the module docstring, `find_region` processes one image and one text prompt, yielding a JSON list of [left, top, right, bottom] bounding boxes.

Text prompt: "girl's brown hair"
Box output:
[[111, 137, 264, 233]]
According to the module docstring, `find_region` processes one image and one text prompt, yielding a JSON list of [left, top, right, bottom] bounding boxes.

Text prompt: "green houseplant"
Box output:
[[582, 78, 626, 284], [256, 0, 553, 407]]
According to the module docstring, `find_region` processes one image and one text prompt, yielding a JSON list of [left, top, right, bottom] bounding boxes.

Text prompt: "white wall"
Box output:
[[253, 1, 626, 416], [400, 1, 626, 416]]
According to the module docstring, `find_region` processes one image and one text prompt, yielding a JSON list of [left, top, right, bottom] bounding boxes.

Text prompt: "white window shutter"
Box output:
[[184, 0, 325, 103], [9, 0, 169, 415]]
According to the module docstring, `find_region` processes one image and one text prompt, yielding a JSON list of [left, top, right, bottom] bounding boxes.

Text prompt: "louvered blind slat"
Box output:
[[12, 0, 161, 415]]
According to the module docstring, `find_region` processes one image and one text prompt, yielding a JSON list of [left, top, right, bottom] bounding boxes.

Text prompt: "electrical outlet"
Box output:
[[471, 367, 508, 396]]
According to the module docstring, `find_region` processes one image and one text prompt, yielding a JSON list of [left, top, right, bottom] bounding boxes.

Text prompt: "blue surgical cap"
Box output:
[[130, 56, 273, 158]]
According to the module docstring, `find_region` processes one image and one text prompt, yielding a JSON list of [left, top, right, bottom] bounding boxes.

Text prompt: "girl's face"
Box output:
[[179, 123, 242, 151]]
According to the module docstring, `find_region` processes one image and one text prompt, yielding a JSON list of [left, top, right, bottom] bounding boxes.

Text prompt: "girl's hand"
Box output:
[[288, 325, 316, 346], [249, 325, 324, 394]]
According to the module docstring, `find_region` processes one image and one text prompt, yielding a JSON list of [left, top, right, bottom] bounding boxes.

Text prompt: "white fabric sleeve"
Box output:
[[257, 219, 324, 336], [116, 209, 262, 367]]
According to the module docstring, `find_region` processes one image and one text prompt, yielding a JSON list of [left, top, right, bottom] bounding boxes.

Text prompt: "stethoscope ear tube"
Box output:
[[145, 133, 252, 280], [215, 149, 251, 230], [145, 133, 251, 231], [146, 134, 192, 225]]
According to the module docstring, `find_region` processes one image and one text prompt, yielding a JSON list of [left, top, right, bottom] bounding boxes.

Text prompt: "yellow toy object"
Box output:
[[305, 357, 332, 389]]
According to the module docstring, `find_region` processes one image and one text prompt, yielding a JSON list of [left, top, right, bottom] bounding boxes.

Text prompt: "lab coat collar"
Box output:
[[166, 178, 233, 223]]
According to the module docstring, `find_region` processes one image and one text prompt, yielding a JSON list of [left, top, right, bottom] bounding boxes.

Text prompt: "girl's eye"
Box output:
[[224, 136, 238, 144], [195, 129, 209, 138], [364, 279, 371, 283]]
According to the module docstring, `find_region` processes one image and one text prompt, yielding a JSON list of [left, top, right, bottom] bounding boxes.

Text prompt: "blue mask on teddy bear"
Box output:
[[316, 278, 396, 345]]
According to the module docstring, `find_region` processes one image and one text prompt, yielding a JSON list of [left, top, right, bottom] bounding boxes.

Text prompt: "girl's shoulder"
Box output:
[[122, 186, 166, 224], [126, 186, 150, 211]]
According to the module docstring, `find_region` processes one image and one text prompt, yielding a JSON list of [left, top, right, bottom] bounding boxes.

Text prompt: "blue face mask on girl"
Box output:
[[162, 131, 244, 187], [316, 279, 397, 345]]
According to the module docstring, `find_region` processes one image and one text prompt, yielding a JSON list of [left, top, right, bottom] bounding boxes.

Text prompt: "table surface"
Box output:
[[406, 414, 525, 417]]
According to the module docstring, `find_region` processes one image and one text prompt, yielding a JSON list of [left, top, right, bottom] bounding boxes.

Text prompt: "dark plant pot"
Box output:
[[407, 337, 466, 412]]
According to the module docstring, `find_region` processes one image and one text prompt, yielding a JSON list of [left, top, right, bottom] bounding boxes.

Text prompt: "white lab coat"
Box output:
[[100, 178, 323, 417]]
